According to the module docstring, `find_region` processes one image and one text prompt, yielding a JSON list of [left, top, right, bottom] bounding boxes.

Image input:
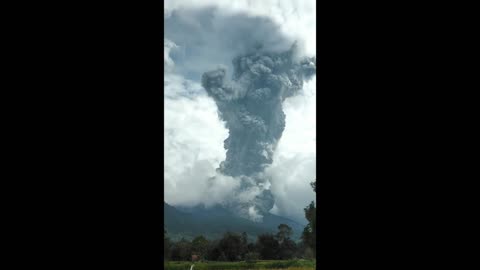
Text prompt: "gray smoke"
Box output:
[[202, 43, 316, 221]]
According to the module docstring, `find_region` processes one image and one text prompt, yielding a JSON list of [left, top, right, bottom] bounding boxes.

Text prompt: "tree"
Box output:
[[247, 242, 255, 253], [205, 240, 221, 261], [240, 232, 248, 259], [311, 180, 316, 192], [301, 202, 316, 258], [218, 232, 243, 261], [276, 224, 293, 244], [170, 238, 192, 261], [276, 224, 296, 259], [256, 233, 279, 260], [191, 235, 209, 260], [164, 229, 171, 260], [241, 232, 248, 244], [218, 252, 228, 261], [302, 180, 316, 257], [278, 238, 297, 260]]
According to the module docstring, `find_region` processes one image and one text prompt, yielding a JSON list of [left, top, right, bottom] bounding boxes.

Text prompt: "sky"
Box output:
[[164, 0, 316, 224]]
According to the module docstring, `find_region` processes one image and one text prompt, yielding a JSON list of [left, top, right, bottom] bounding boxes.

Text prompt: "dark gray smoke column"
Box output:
[[202, 44, 316, 221]]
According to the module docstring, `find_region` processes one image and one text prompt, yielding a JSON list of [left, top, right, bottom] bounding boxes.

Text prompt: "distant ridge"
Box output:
[[164, 202, 305, 242]]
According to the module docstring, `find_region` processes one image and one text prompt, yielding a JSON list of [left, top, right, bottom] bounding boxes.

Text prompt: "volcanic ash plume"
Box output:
[[201, 44, 316, 221]]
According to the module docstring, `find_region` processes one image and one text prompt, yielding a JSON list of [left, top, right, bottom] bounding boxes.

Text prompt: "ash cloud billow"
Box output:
[[202, 44, 316, 221]]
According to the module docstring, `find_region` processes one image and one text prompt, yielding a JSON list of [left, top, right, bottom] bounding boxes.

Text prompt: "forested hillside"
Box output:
[[164, 202, 305, 241]]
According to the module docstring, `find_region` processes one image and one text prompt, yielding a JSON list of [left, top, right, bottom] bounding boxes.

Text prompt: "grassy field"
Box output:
[[164, 260, 315, 270]]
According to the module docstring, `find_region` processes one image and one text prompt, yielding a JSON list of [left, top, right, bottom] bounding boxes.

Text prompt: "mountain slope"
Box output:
[[164, 202, 305, 242]]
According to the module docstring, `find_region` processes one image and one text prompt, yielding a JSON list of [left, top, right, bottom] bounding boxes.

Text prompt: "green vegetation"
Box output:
[[301, 181, 316, 257], [164, 259, 316, 270], [164, 180, 316, 264], [165, 225, 307, 261]]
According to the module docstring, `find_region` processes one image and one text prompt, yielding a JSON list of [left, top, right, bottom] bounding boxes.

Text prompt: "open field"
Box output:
[[164, 260, 315, 270]]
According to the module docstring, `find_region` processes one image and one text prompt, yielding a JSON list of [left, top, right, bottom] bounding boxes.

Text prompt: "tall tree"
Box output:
[[205, 240, 221, 261], [256, 233, 279, 260], [191, 235, 209, 260], [240, 232, 248, 258], [276, 224, 293, 244], [276, 224, 296, 259], [302, 180, 316, 257], [218, 232, 243, 261], [170, 238, 192, 261], [241, 232, 248, 246]]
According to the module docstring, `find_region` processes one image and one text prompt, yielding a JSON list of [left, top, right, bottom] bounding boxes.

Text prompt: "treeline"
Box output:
[[164, 224, 314, 261], [164, 180, 316, 261]]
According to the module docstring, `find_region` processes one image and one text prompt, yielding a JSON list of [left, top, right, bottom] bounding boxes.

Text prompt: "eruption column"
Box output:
[[201, 45, 316, 221]]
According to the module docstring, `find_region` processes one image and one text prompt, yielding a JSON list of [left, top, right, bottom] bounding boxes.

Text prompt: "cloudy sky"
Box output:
[[164, 0, 316, 224]]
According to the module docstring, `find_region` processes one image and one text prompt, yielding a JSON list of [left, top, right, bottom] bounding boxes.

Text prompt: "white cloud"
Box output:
[[248, 206, 263, 222], [265, 77, 316, 223], [164, 1, 316, 224], [164, 85, 232, 206], [164, 39, 177, 70]]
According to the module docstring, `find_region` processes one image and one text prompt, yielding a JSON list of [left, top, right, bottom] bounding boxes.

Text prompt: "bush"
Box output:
[[304, 247, 314, 259], [244, 252, 259, 263], [218, 252, 228, 262]]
